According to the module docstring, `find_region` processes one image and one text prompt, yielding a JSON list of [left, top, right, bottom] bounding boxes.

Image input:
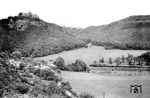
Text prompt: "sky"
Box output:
[[1, 0, 150, 28]]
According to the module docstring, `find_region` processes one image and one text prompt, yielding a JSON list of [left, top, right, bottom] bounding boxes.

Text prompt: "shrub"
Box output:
[[34, 69, 59, 81], [0, 52, 9, 62], [31, 50, 42, 57], [11, 50, 22, 59], [0, 60, 22, 97], [15, 84, 29, 94], [30, 85, 45, 97], [46, 82, 62, 96], [61, 81, 72, 91], [66, 63, 77, 71]]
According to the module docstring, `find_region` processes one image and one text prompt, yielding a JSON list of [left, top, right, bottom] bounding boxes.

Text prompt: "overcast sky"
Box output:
[[1, 0, 150, 28]]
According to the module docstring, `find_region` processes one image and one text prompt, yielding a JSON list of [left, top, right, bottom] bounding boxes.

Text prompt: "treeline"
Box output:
[[54, 57, 90, 72], [138, 52, 150, 65], [91, 41, 150, 50], [29, 43, 85, 57], [90, 52, 150, 67]]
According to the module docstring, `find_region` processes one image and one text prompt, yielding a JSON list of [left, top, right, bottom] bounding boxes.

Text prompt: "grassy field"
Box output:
[[35, 46, 150, 98], [62, 71, 150, 98], [35, 46, 147, 65]]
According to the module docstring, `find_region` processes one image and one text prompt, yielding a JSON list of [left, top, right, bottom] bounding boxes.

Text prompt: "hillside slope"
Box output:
[[78, 15, 150, 49], [0, 12, 85, 57]]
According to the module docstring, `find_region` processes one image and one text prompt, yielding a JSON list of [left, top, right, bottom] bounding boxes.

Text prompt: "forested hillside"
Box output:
[[77, 15, 150, 50], [0, 12, 86, 57]]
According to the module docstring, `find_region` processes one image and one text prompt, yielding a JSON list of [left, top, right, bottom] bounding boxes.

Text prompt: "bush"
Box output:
[[79, 92, 95, 98], [46, 82, 62, 96], [0, 52, 9, 62], [30, 85, 45, 97], [66, 63, 77, 71], [11, 50, 22, 59], [15, 84, 29, 94], [0, 51, 79, 98], [61, 81, 72, 91], [34, 69, 59, 81], [0, 60, 24, 97]]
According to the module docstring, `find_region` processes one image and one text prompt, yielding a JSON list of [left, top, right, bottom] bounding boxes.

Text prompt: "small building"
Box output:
[[85, 43, 92, 48]]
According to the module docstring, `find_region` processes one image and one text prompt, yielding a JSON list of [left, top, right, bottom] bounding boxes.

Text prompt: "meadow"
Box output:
[[62, 71, 150, 98], [35, 46, 150, 98], [36, 46, 147, 65]]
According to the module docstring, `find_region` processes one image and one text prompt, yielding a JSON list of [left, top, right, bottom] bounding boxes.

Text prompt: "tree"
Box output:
[[99, 58, 104, 63], [54, 57, 65, 70], [93, 60, 97, 65], [66, 59, 89, 72], [108, 57, 113, 64], [18, 12, 23, 16], [75, 59, 88, 71], [121, 55, 125, 63], [115, 57, 122, 66], [126, 54, 134, 65], [137, 52, 150, 66]]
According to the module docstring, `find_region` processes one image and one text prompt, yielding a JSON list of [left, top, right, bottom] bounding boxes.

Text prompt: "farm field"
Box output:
[[62, 71, 150, 98], [35, 46, 150, 98], [35, 46, 148, 65]]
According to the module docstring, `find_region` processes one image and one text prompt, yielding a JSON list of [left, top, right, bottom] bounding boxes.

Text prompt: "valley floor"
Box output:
[[62, 71, 150, 98], [35, 46, 150, 98], [35, 46, 147, 65]]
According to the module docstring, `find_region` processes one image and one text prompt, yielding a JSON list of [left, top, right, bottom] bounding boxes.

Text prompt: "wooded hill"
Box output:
[[0, 12, 86, 57], [77, 15, 150, 50]]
